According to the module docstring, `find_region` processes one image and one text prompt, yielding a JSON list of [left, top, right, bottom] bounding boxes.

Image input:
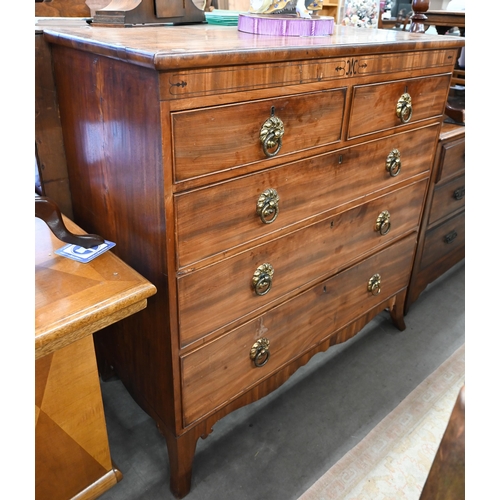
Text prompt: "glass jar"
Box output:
[[340, 0, 380, 28]]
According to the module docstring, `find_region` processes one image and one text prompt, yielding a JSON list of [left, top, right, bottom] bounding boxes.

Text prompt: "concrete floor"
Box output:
[[99, 260, 465, 500]]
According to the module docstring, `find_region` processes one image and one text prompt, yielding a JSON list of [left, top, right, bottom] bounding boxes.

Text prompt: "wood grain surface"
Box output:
[[35, 216, 157, 359], [174, 124, 440, 267], [44, 23, 464, 498], [405, 123, 464, 313], [42, 23, 464, 70], [35, 211, 156, 499]]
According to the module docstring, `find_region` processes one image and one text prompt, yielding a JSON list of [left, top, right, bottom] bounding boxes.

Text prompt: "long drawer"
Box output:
[[428, 174, 465, 226], [171, 89, 346, 182], [175, 124, 439, 267], [348, 74, 451, 139], [420, 211, 465, 271], [180, 234, 417, 426], [177, 180, 426, 347]]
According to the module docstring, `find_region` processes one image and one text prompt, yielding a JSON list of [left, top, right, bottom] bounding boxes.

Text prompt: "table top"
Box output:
[[425, 10, 465, 29], [35, 216, 157, 359], [35, 16, 90, 34]]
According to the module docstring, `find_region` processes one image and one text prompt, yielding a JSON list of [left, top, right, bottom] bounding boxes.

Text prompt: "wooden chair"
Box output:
[[35, 146, 44, 197], [35, 196, 104, 248]]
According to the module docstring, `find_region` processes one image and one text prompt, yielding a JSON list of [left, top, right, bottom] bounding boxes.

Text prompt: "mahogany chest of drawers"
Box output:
[[44, 23, 464, 498], [405, 122, 465, 312]]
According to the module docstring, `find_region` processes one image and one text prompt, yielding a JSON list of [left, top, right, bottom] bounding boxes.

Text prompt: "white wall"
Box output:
[[429, 0, 452, 9]]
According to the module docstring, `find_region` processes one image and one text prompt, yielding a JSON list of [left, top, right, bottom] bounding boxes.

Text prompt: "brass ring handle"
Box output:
[[375, 210, 391, 236], [262, 133, 283, 158], [386, 149, 402, 177], [260, 113, 285, 158], [367, 274, 381, 296], [252, 263, 274, 296], [256, 188, 280, 224], [396, 93, 413, 124], [250, 338, 270, 367]]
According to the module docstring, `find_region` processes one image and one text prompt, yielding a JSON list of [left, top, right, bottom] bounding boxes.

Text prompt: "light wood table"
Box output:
[[35, 216, 156, 500]]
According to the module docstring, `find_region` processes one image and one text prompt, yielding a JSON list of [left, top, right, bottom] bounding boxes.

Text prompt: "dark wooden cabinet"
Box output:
[[405, 122, 465, 313], [43, 23, 463, 498]]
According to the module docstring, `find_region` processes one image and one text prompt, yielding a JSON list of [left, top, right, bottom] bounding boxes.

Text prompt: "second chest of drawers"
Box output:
[[406, 122, 465, 312]]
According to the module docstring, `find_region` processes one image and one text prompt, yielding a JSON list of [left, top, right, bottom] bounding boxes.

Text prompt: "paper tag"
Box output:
[[55, 240, 116, 263]]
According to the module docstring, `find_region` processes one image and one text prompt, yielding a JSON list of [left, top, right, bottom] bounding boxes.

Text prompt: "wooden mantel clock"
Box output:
[[92, 0, 206, 26]]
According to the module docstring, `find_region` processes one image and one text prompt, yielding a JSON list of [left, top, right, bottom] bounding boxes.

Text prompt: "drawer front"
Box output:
[[437, 135, 465, 182], [348, 74, 451, 139], [176, 124, 439, 267], [428, 174, 465, 226], [162, 50, 458, 100], [420, 211, 465, 271], [177, 180, 426, 347], [172, 89, 346, 182], [181, 234, 417, 426]]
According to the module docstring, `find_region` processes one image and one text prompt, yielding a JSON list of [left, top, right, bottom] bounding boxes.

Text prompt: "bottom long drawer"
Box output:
[[180, 234, 416, 426]]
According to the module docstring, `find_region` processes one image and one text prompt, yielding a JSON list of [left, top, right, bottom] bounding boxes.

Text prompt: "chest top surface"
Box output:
[[42, 23, 464, 70]]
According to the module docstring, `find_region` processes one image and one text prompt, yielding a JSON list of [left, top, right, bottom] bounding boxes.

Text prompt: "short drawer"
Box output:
[[180, 234, 417, 426], [175, 124, 439, 267], [348, 74, 451, 139], [436, 135, 465, 182], [177, 179, 426, 347], [428, 174, 465, 226], [420, 211, 465, 271], [172, 89, 346, 182]]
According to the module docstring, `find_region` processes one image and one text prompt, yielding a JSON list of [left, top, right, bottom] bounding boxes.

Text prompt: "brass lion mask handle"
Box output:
[[386, 149, 402, 177], [252, 263, 274, 296], [256, 188, 280, 224], [375, 210, 391, 236], [260, 108, 285, 158], [396, 93, 413, 124], [367, 273, 382, 296], [250, 338, 271, 367]]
